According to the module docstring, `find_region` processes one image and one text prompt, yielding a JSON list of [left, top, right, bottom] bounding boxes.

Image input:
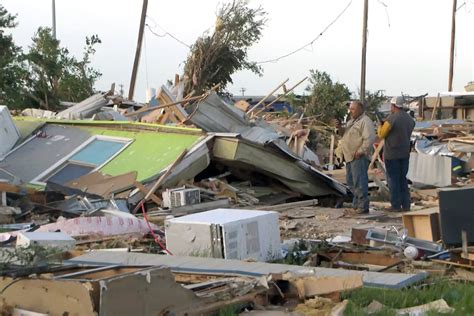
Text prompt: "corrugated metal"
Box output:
[[188, 93, 349, 197], [407, 152, 452, 187], [187, 92, 249, 133], [68, 251, 428, 289]]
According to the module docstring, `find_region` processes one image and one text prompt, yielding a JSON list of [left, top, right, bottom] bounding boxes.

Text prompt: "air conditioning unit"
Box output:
[[162, 187, 200, 208], [165, 208, 281, 262]]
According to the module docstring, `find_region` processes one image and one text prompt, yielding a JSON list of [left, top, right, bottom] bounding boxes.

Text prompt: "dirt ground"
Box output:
[[279, 206, 403, 240]]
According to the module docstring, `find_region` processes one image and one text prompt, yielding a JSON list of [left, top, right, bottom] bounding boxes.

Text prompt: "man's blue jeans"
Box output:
[[346, 157, 369, 211], [385, 158, 410, 210]]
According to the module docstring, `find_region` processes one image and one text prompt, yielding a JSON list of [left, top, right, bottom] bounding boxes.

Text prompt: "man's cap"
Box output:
[[390, 96, 404, 108]]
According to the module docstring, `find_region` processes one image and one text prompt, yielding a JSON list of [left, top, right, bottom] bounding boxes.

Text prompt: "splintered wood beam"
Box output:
[[246, 78, 289, 115], [134, 181, 162, 206], [253, 77, 308, 117], [125, 94, 206, 117]]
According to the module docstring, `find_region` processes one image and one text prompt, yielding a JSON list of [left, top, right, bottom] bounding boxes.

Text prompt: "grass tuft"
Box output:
[[343, 279, 474, 315]]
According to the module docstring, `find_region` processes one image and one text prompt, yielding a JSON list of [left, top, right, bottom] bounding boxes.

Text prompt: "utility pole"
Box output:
[[52, 0, 56, 39], [360, 0, 369, 102], [128, 0, 148, 101], [240, 87, 246, 96], [448, 0, 457, 92]]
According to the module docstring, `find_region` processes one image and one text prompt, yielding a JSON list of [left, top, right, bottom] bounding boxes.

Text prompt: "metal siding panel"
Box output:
[[68, 252, 427, 289]]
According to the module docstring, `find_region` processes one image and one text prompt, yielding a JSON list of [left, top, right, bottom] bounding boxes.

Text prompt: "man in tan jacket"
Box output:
[[336, 101, 376, 213]]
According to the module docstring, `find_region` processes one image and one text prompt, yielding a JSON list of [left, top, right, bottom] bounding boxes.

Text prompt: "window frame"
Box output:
[[31, 135, 132, 186]]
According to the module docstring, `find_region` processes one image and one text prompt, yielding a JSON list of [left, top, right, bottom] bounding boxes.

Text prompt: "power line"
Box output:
[[457, 0, 474, 12], [377, 0, 391, 27], [143, 31, 150, 88], [145, 16, 191, 48], [256, 0, 353, 64]]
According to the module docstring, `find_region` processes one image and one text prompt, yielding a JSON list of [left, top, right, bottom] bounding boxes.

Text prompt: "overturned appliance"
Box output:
[[165, 208, 281, 261]]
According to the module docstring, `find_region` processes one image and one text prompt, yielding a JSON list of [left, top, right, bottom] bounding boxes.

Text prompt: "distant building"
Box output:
[[231, 95, 293, 113]]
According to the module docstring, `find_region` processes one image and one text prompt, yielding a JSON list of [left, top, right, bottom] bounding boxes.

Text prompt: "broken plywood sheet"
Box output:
[[65, 171, 137, 197], [284, 273, 363, 298], [0, 277, 95, 315], [68, 252, 428, 289], [402, 207, 441, 242], [98, 267, 206, 316], [235, 100, 251, 112], [157, 85, 188, 121]]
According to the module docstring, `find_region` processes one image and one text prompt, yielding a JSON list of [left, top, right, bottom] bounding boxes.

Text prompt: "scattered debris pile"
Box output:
[[2, 83, 474, 315]]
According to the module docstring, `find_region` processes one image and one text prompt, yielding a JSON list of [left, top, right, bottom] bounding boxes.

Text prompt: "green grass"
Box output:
[[343, 279, 474, 315]]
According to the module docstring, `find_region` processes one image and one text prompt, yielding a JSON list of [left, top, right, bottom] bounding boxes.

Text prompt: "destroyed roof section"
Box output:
[[2, 119, 203, 184], [187, 93, 349, 196], [212, 137, 338, 197], [14, 116, 203, 135], [78, 126, 200, 182], [0, 124, 91, 183]]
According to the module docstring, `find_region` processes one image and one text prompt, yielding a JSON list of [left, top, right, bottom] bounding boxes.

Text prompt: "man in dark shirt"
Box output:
[[377, 96, 415, 211]]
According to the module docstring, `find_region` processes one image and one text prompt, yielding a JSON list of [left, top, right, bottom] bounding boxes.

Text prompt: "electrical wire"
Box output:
[[256, 0, 353, 64], [377, 0, 391, 27], [457, 0, 474, 12], [145, 16, 191, 48], [143, 31, 150, 88], [141, 202, 173, 255]]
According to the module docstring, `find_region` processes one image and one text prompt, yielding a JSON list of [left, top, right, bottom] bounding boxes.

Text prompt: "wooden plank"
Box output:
[[234, 100, 250, 112], [125, 94, 206, 117], [0, 183, 37, 195], [253, 77, 308, 116], [402, 208, 440, 242], [134, 181, 162, 206], [462, 230, 469, 258], [158, 110, 170, 124], [291, 274, 363, 298], [430, 93, 441, 121], [432, 259, 474, 269], [170, 199, 230, 216], [321, 251, 401, 267], [329, 134, 335, 166], [246, 78, 289, 115], [0, 191, 7, 206], [256, 199, 318, 211], [143, 150, 187, 203], [369, 140, 384, 170]]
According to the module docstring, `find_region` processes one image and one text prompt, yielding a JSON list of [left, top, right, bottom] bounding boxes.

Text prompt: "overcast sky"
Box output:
[[3, 0, 474, 102]]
